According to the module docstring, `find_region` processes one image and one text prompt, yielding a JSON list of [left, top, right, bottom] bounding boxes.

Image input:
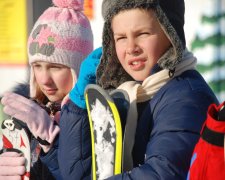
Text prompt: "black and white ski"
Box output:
[[85, 84, 129, 180]]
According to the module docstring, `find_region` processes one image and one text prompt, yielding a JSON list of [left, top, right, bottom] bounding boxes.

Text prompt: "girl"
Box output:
[[0, 0, 93, 179]]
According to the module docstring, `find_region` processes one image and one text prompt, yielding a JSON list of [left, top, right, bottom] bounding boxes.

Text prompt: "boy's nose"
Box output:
[[126, 40, 140, 55]]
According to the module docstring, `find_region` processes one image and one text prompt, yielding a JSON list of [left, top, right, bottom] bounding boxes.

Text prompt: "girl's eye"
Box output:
[[51, 66, 62, 70], [52, 66, 61, 68], [33, 64, 41, 69], [50, 65, 68, 71], [50, 63, 66, 69]]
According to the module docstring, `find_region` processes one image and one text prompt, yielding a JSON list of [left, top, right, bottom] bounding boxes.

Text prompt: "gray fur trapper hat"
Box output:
[[97, 0, 186, 90]]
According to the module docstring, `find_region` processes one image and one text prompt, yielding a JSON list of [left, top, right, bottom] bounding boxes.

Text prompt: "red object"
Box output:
[[20, 135, 27, 148], [2, 135, 13, 149], [187, 102, 225, 180]]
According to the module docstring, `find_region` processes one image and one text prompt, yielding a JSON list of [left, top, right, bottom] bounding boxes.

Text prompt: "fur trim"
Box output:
[[97, 22, 133, 90], [102, 1, 157, 21]]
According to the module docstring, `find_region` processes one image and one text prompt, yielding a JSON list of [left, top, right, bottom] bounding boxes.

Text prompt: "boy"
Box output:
[[60, 0, 219, 179]]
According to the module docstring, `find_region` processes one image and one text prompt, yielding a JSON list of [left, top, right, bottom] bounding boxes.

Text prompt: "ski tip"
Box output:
[[85, 84, 114, 102]]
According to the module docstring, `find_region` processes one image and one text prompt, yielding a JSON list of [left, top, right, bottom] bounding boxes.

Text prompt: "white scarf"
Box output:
[[117, 50, 197, 171]]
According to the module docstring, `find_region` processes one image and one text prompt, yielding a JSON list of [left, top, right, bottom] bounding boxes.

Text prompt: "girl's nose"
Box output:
[[40, 71, 52, 85]]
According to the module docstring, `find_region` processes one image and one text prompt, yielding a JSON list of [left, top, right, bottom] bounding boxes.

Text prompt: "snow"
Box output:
[[90, 99, 116, 179]]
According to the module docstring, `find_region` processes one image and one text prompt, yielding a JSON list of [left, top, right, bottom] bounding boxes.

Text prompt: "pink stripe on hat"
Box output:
[[38, 7, 91, 28], [53, 0, 84, 10], [55, 37, 93, 55]]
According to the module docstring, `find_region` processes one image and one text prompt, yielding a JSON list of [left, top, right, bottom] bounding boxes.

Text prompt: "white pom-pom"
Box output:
[[53, 0, 84, 10]]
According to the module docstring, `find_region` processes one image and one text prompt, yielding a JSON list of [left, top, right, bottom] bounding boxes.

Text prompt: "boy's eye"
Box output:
[[115, 36, 126, 42], [139, 32, 150, 36]]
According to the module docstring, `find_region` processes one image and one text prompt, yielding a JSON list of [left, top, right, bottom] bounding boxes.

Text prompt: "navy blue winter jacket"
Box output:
[[39, 137, 62, 180], [57, 69, 218, 180], [58, 101, 92, 180]]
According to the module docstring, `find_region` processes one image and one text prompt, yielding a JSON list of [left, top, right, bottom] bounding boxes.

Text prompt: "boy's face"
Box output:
[[112, 9, 171, 81], [32, 61, 73, 102]]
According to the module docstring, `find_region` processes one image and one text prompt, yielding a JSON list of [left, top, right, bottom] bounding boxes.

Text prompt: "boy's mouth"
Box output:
[[128, 58, 146, 71]]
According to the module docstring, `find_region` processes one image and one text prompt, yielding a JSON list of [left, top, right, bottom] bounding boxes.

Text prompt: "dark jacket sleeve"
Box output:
[[39, 136, 62, 180], [107, 78, 218, 179], [58, 101, 92, 180], [31, 157, 57, 180]]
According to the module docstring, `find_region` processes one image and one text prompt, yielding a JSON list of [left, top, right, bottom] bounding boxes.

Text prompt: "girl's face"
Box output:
[[112, 9, 171, 81], [32, 61, 73, 102]]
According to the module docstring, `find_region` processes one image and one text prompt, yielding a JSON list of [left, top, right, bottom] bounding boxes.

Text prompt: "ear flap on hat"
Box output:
[[96, 22, 133, 90], [155, 5, 184, 70], [70, 68, 77, 87], [29, 67, 36, 98]]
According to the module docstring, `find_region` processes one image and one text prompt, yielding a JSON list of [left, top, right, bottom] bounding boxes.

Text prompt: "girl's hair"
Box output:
[[34, 85, 48, 105]]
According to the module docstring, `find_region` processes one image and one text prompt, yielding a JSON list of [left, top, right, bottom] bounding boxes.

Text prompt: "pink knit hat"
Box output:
[[28, 0, 93, 97]]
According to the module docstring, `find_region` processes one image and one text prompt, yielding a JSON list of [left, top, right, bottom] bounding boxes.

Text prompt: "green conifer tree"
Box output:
[[191, 0, 225, 102]]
